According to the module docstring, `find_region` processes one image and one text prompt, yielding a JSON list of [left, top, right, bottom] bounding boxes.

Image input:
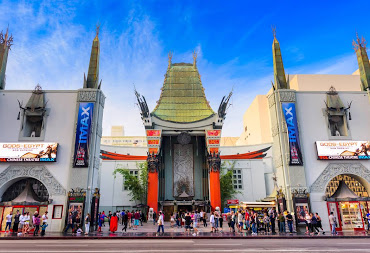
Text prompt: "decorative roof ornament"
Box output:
[[217, 90, 233, 118], [84, 26, 101, 89], [168, 51, 172, 69], [271, 25, 276, 38], [96, 23, 100, 38], [0, 27, 13, 49], [353, 32, 366, 51], [353, 32, 370, 93], [272, 26, 288, 89], [193, 50, 197, 67], [134, 88, 150, 119]]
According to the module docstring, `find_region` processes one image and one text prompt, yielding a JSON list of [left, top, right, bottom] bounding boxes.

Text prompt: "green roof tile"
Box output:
[[152, 63, 214, 123]]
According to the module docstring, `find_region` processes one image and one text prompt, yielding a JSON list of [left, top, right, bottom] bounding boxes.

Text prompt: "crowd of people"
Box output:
[[96, 210, 147, 234], [4, 210, 49, 236]]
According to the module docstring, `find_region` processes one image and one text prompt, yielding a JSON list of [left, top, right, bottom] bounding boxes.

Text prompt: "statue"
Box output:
[[148, 208, 154, 222]]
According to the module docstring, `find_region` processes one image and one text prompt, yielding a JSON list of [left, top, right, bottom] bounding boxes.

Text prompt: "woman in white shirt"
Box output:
[[23, 212, 30, 234], [210, 212, 215, 233]]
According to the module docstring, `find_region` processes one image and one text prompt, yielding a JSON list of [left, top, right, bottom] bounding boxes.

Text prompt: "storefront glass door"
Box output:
[[327, 202, 341, 231], [339, 202, 364, 230]]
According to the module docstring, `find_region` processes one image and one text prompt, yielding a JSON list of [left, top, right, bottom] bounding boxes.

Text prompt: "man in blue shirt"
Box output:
[[366, 210, 370, 231], [121, 210, 125, 225]]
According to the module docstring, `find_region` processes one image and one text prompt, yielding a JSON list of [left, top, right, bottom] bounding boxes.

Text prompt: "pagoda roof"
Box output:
[[151, 63, 215, 123]]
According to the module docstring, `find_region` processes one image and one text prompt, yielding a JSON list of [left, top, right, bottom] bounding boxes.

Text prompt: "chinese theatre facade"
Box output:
[[135, 53, 232, 215]]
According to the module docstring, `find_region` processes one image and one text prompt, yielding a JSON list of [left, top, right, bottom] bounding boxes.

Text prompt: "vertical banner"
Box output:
[[73, 102, 94, 167], [281, 103, 303, 165]]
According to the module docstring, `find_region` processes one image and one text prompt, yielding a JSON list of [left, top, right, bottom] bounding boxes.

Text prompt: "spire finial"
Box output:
[[96, 23, 100, 38], [193, 50, 197, 67], [271, 25, 276, 38], [353, 32, 367, 51], [168, 51, 172, 67]]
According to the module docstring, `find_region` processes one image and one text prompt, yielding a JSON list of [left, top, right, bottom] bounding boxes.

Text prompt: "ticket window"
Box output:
[[340, 202, 364, 230]]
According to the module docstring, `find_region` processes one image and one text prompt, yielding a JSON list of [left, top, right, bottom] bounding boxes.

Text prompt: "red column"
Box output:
[[209, 170, 221, 211], [147, 171, 158, 213]]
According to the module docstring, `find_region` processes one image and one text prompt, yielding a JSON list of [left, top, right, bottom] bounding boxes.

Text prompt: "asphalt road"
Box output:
[[0, 239, 369, 252]]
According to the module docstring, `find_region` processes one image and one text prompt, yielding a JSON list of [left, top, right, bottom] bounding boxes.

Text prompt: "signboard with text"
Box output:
[[282, 103, 303, 165], [0, 143, 58, 162], [73, 102, 94, 167], [316, 141, 370, 160]]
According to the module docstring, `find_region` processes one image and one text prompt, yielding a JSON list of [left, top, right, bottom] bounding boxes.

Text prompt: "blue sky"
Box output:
[[1, 1, 369, 137]]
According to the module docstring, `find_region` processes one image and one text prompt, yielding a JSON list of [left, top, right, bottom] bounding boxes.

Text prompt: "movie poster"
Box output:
[[316, 141, 370, 160], [73, 103, 94, 167], [295, 203, 309, 224], [282, 103, 303, 165], [0, 143, 58, 162], [68, 203, 84, 226]]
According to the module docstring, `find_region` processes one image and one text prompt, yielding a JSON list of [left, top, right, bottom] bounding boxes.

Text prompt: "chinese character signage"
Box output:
[[282, 103, 303, 165], [0, 143, 58, 162], [316, 141, 370, 160], [73, 102, 94, 167]]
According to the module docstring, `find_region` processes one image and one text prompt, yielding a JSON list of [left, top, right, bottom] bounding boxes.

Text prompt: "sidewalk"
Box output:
[[1, 221, 369, 239]]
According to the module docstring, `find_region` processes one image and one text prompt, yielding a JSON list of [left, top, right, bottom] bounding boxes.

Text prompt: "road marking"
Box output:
[[196, 244, 242, 246]]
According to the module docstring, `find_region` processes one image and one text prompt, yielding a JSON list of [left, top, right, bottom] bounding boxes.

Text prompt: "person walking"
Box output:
[[203, 211, 208, 227], [97, 212, 103, 232], [366, 210, 370, 231], [219, 212, 223, 232], [120, 210, 125, 225], [122, 211, 128, 232], [13, 210, 21, 234], [250, 213, 258, 235], [110, 213, 118, 233], [42, 211, 48, 224], [85, 213, 91, 235], [277, 212, 286, 233], [210, 212, 215, 233], [152, 211, 157, 226], [64, 212, 74, 234], [156, 211, 164, 234], [286, 212, 293, 234], [269, 208, 276, 234], [230, 211, 236, 233], [244, 210, 250, 232], [311, 212, 320, 235], [101, 211, 106, 227], [5, 212, 12, 233], [227, 212, 232, 232], [134, 210, 140, 230], [305, 213, 313, 234], [108, 211, 112, 227], [18, 212, 25, 236], [329, 212, 337, 235], [33, 213, 41, 236], [315, 213, 325, 234], [184, 212, 192, 234]]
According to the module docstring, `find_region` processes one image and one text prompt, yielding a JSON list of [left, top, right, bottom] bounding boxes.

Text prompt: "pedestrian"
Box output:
[[250, 213, 258, 235], [230, 211, 236, 233], [245, 210, 250, 231], [328, 212, 337, 235], [64, 212, 74, 234], [263, 212, 270, 233], [170, 213, 175, 227], [121, 210, 125, 225], [219, 212, 223, 232], [157, 211, 164, 234], [199, 210, 204, 226], [42, 211, 48, 224], [305, 212, 312, 234], [366, 210, 370, 231], [134, 210, 140, 230], [5, 212, 12, 233], [152, 211, 157, 226], [101, 211, 106, 227], [23, 212, 30, 234], [311, 212, 320, 235], [18, 212, 25, 236], [13, 210, 20, 234], [210, 211, 215, 232], [203, 211, 208, 227], [315, 213, 325, 234], [184, 212, 191, 233], [140, 210, 144, 226], [237, 210, 243, 232], [33, 213, 40, 236], [227, 212, 232, 232], [286, 212, 293, 234], [269, 208, 276, 234], [194, 211, 198, 230], [110, 212, 118, 233], [277, 212, 286, 233], [108, 211, 112, 227], [214, 211, 219, 232], [97, 212, 102, 232], [85, 213, 91, 235], [40, 222, 48, 236], [122, 211, 128, 232]]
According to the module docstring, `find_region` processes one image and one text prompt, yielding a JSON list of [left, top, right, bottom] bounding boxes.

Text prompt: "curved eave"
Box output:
[[151, 112, 216, 124]]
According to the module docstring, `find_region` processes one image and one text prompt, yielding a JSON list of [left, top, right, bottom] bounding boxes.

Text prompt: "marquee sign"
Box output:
[[146, 130, 161, 155], [206, 130, 222, 153], [73, 102, 94, 167], [316, 141, 370, 160], [0, 143, 58, 162], [282, 103, 303, 165]]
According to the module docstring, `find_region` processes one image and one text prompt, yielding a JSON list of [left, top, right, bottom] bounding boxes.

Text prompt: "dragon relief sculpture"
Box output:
[[207, 152, 221, 172], [147, 152, 160, 173]]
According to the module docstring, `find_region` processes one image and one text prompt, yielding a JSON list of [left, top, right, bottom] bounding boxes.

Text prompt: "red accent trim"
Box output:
[[209, 171, 221, 211], [147, 172, 158, 213], [52, 205, 63, 219]]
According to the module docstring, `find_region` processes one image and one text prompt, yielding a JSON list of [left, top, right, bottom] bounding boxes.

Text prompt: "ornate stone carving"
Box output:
[[78, 90, 97, 102], [271, 124, 279, 137], [207, 152, 221, 172], [0, 165, 66, 196], [174, 144, 194, 196], [279, 90, 296, 102], [273, 154, 283, 168], [99, 92, 106, 107], [291, 187, 309, 198], [310, 163, 370, 193], [147, 153, 160, 173], [268, 94, 276, 108]]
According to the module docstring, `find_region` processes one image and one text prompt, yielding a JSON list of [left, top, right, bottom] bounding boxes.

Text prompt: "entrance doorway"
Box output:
[[326, 174, 370, 231]]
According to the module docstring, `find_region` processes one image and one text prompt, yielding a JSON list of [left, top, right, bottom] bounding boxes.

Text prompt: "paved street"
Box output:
[[0, 238, 369, 252]]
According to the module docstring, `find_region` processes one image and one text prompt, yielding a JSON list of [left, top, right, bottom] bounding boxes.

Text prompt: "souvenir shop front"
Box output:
[[326, 175, 370, 231], [0, 178, 49, 231]]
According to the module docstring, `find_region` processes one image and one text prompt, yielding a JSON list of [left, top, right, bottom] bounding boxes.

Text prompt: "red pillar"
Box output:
[[209, 170, 221, 211], [147, 171, 158, 213]]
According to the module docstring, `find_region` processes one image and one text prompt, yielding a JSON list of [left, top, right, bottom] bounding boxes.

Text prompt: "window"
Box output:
[[232, 169, 243, 189], [123, 170, 139, 191]]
